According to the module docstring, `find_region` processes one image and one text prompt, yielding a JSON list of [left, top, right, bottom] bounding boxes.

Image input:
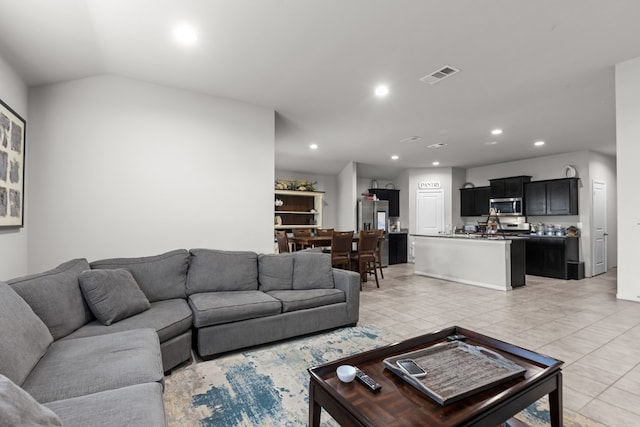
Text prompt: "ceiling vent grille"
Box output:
[[400, 136, 422, 144], [427, 143, 448, 149], [419, 65, 460, 85]]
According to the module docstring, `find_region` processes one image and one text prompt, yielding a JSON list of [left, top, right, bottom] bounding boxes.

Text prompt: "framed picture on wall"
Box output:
[[0, 97, 26, 228]]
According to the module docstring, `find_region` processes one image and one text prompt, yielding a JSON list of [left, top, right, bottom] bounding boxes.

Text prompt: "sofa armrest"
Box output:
[[332, 268, 360, 324]]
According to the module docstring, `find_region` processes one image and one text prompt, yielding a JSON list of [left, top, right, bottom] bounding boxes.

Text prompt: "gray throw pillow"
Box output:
[[0, 374, 62, 427], [0, 282, 53, 386], [8, 258, 93, 340], [258, 253, 294, 291], [292, 252, 335, 290], [79, 269, 151, 326]]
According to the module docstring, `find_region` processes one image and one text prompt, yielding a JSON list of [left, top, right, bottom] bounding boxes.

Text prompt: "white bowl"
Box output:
[[336, 365, 357, 382]]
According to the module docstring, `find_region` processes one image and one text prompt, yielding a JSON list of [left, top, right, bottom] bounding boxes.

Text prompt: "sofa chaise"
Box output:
[[0, 248, 360, 426]]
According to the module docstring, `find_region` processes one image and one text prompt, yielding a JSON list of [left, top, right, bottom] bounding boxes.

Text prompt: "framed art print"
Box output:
[[0, 97, 25, 228]]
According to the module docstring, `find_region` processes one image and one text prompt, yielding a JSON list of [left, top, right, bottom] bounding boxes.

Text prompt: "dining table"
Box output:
[[288, 233, 359, 251]]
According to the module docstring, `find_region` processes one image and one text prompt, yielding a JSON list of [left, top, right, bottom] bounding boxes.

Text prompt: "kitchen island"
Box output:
[[413, 234, 526, 291]]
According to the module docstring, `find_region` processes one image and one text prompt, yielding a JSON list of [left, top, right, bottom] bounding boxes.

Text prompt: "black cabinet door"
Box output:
[[525, 239, 542, 276], [490, 176, 531, 198], [489, 180, 506, 198], [460, 186, 490, 216], [460, 189, 476, 216], [388, 233, 407, 264], [547, 179, 578, 215], [504, 177, 530, 197], [369, 189, 400, 217], [524, 182, 547, 215], [387, 189, 400, 217], [542, 238, 566, 279], [475, 187, 491, 215]]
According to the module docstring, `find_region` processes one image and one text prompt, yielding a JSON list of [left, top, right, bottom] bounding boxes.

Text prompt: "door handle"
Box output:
[[603, 233, 608, 236]]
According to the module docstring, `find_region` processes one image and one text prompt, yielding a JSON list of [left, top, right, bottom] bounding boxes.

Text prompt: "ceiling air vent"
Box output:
[[400, 136, 422, 144], [419, 65, 460, 85], [427, 143, 448, 149]]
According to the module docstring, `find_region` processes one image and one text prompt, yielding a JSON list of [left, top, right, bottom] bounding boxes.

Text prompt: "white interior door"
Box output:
[[416, 190, 444, 235], [592, 180, 607, 276]]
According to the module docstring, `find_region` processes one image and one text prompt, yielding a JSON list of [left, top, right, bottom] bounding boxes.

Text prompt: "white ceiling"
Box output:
[[1, 0, 639, 179]]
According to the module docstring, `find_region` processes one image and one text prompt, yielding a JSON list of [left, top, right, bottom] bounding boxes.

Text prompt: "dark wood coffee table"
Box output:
[[308, 326, 563, 427]]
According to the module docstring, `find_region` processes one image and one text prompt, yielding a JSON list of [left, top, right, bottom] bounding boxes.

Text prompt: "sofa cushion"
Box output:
[[292, 252, 335, 290], [61, 299, 192, 344], [22, 329, 163, 403], [45, 382, 166, 427], [187, 249, 258, 294], [258, 253, 293, 291], [188, 291, 281, 327], [7, 259, 93, 340], [0, 374, 62, 427], [90, 249, 189, 302], [79, 269, 151, 325], [0, 282, 54, 386], [266, 289, 346, 313]]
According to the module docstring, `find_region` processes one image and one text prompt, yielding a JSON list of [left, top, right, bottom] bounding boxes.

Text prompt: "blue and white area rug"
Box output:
[[164, 325, 600, 426]]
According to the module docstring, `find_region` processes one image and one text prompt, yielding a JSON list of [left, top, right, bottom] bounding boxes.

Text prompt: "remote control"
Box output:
[[355, 368, 382, 392]]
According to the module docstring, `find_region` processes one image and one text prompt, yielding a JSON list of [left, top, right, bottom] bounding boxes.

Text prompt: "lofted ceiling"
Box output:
[[1, 0, 639, 179]]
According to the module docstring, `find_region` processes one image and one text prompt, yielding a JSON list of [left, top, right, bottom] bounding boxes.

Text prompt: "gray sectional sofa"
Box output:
[[0, 248, 360, 426]]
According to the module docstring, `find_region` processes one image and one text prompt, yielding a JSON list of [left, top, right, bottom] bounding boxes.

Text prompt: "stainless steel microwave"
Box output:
[[489, 198, 523, 216]]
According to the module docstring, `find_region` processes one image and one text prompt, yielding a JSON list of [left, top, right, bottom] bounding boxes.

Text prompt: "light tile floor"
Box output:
[[359, 264, 640, 427]]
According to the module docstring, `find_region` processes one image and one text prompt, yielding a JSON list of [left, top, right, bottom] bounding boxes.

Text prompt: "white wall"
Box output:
[[337, 162, 357, 231], [275, 170, 338, 228], [0, 53, 28, 279], [27, 75, 274, 272], [615, 56, 640, 302]]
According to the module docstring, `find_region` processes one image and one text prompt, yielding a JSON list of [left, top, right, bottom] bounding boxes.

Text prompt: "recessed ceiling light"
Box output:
[[391, 155, 399, 160], [491, 129, 503, 135], [534, 140, 545, 146], [173, 24, 198, 45], [309, 143, 318, 150], [484, 141, 498, 146], [374, 85, 389, 97], [432, 161, 440, 166]]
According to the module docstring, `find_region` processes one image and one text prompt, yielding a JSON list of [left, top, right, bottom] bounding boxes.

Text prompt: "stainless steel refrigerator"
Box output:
[[357, 199, 389, 267]]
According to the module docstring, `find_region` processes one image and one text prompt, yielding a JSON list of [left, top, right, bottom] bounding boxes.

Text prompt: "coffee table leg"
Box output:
[[549, 372, 563, 427], [309, 381, 321, 427]]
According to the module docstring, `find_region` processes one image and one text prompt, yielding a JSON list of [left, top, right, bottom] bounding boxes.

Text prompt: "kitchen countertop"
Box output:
[[411, 233, 526, 240]]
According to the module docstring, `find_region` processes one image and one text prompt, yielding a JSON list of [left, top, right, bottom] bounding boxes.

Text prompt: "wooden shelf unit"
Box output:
[[274, 190, 324, 231]]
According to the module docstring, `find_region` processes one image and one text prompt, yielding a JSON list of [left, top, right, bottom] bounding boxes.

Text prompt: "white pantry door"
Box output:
[[592, 180, 607, 276], [416, 190, 444, 235]]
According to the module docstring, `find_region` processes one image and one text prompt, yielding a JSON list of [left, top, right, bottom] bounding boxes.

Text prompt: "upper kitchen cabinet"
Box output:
[[369, 188, 400, 216], [460, 186, 491, 216], [489, 176, 531, 198], [524, 178, 579, 216]]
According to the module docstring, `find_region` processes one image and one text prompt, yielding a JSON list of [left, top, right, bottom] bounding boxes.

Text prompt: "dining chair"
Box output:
[[292, 228, 313, 250], [375, 228, 384, 279], [275, 231, 290, 253], [331, 231, 354, 270], [351, 229, 379, 289]]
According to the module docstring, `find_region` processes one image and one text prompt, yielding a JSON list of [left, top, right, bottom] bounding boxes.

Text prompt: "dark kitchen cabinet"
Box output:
[[525, 236, 579, 279], [369, 189, 400, 217], [460, 186, 490, 216], [489, 176, 531, 198], [388, 232, 408, 264], [524, 178, 579, 216]]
